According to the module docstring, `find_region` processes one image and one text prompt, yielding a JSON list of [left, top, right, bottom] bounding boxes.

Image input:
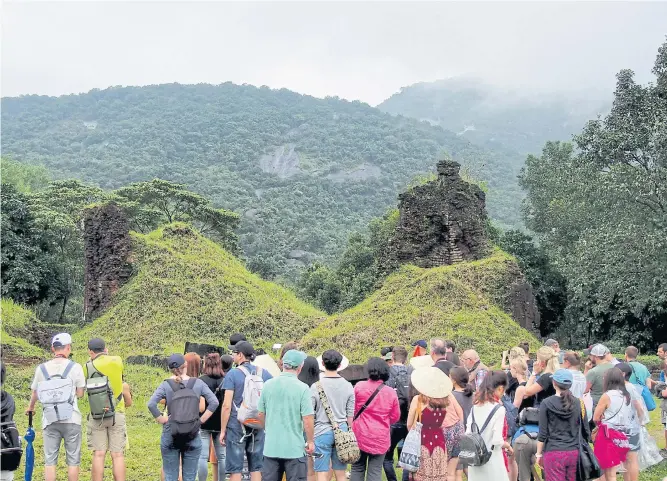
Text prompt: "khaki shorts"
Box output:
[[87, 412, 127, 453]]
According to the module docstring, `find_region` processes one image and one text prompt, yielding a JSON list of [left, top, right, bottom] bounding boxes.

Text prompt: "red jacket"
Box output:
[[352, 380, 400, 454]]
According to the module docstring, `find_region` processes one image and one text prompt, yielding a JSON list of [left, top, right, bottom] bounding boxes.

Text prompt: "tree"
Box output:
[[112, 179, 240, 254], [1, 157, 50, 193], [0, 183, 54, 304], [519, 39, 667, 347]]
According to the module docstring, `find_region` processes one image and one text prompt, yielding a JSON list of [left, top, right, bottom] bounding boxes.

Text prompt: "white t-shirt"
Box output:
[[31, 358, 85, 429], [570, 369, 587, 399]]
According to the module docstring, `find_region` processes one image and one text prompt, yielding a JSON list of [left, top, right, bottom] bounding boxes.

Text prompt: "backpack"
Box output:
[[501, 394, 519, 438], [388, 366, 411, 422], [36, 361, 76, 424], [459, 404, 501, 467], [166, 378, 201, 447], [235, 365, 264, 430], [0, 421, 22, 472], [86, 359, 123, 420]]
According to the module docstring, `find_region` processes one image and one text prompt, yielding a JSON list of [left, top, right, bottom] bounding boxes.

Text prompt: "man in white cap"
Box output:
[[26, 333, 86, 481], [584, 344, 614, 410]]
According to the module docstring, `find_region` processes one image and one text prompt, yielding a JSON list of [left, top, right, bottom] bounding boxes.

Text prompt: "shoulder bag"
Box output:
[[353, 384, 384, 421], [398, 398, 423, 472], [577, 399, 602, 481], [316, 382, 360, 464]]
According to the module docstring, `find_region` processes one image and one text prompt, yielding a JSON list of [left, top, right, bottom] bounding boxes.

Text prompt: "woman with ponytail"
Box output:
[[523, 346, 560, 408], [534, 369, 590, 481]]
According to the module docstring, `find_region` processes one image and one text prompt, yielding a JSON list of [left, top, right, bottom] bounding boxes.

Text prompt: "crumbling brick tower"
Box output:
[[388, 159, 488, 268]]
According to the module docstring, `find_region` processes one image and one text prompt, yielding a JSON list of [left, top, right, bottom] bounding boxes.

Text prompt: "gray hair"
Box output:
[[430, 338, 448, 356]]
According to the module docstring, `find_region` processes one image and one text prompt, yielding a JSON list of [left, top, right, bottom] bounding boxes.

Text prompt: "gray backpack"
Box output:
[[37, 361, 76, 423]]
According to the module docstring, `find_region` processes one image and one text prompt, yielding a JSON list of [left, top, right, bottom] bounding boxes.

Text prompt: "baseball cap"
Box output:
[[282, 350, 307, 369], [232, 341, 255, 358], [87, 338, 106, 352], [411, 340, 427, 349], [228, 333, 247, 350], [52, 333, 72, 348], [552, 368, 573, 387], [383, 352, 393, 361], [589, 344, 609, 357], [168, 353, 186, 369]]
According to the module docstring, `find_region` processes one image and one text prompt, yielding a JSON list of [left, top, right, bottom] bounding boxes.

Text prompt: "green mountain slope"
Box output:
[[0, 299, 45, 362], [1, 83, 523, 278], [76, 223, 325, 356], [301, 249, 540, 365], [379, 77, 609, 156]]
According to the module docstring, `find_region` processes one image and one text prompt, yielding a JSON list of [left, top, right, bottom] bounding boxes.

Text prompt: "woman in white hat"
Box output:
[[407, 367, 453, 481]]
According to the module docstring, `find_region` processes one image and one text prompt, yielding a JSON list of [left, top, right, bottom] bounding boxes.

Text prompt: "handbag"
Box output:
[[398, 399, 422, 473], [315, 382, 360, 464], [577, 400, 602, 481], [630, 364, 656, 411]]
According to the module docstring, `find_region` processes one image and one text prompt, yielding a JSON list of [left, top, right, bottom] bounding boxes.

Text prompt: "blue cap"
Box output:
[[168, 353, 186, 369], [282, 350, 307, 369], [552, 368, 573, 387], [412, 340, 427, 349]]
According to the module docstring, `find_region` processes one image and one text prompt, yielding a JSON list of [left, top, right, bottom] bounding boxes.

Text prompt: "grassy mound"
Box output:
[[0, 299, 46, 362], [301, 251, 541, 365], [75, 224, 325, 356]]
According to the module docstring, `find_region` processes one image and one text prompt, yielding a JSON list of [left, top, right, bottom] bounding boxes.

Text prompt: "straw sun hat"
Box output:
[[411, 366, 453, 399]]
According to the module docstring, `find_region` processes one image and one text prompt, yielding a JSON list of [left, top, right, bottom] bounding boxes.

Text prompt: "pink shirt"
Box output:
[[352, 380, 400, 454]]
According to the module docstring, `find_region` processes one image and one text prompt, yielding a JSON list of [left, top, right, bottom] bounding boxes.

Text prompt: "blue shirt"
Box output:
[[221, 362, 273, 420], [512, 424, 540, 445]]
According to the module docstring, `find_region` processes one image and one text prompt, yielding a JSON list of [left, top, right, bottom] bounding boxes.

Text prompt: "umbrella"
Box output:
[[24, 412, 35, 481]]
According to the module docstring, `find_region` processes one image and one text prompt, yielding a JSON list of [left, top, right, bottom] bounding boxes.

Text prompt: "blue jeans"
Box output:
[[198, 430, 225, 481], [161, 425, 202, 481], [225, 423, 265, 474], [313, 423, 349, 472]]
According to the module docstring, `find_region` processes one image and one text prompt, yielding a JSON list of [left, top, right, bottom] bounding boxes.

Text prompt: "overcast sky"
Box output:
[[2, 1, 666, 105]]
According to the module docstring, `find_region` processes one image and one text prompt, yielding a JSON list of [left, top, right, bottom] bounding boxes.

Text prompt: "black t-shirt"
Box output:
[[516, 381, 533, 414], [535, 373, 556, 408], [199, 374, 225, 432], [434, 359, 455, 376], [506, 372, 519, 400]]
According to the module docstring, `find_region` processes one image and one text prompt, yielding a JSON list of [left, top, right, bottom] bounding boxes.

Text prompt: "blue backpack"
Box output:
[[630, 364, 656, 411], [501, 394, 519, 438]]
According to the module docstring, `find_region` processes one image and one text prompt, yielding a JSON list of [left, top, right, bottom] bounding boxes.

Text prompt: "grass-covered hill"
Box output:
[[0, 299, 46, 362], [1, 83, 524, 278], [76, 223, 325, 356], [301, 250, 542, 365]]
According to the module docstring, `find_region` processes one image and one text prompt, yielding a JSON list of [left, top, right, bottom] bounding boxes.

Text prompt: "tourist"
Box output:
[[26, 333, 85, 481], [445, 340, 461, 365], [440, 376, 465, 481], [658, 343, 667, 382], [465, 370, 512, 481], [450, 367, 473, 481], [220, 341, 273, 481], [382, 347, 394, 366], [561, 351, 586, 399], [510, 358, 533, 412], [311, 350, 355, 481], [615, 363, 645, 481], [298, 356, 321, 387], [383, 346, 410, 481], [411, 340, 428, 358], [502, 346, 528, 399], [221, 354, 234, 373], [258, 350, 315, 481], [198, 353, 226, 481], [185, 352, 201, 378], [592, 368, 636, 481], [545, 339, 564, 364], [535, 369, 589, 481], [1, 362, 18, 481], [523, 346, 559, 408], [351, 357, 400, 481], [85, 338, 132, 481], [148, 354, 218, 481], [585, 344, 614, 411], [431, 338, 455, 375], [519, 342, 534, 372], [278, 341, 299, 371], [624, 346, 650, 386], [460, 350, 488, 390], [407, 367, 452, 481]]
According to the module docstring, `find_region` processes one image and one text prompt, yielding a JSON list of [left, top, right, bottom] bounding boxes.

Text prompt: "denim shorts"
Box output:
[[313, 423, 348, 472], [225, 422, 265, 474]]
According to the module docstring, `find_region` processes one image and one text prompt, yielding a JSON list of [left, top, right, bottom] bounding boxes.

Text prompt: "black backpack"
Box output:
[[388, 366, 411, 423], [0, 421, 22, 471], [458, 404, 501, 467], [167, 378, 200, 447]]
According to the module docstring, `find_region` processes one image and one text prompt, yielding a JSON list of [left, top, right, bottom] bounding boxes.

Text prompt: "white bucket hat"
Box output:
[[316, 354, 350, 372], [411, 367, 453, 398]]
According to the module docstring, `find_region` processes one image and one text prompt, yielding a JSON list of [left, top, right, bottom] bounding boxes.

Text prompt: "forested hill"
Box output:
[[379, 78, 610, 155], [1, 83, 522, 277]]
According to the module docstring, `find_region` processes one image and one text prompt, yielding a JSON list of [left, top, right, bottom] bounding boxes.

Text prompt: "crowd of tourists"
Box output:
[[2, 333, 667, 481]]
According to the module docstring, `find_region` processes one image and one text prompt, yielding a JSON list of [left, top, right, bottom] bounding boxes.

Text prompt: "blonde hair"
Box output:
[[510, 357, 528, 376], [171, 364, 187, 384], [536, 346, 560, 374], [509, 347, 526, 362]]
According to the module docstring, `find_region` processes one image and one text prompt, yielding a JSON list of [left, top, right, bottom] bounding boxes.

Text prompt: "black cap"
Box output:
[[228, 333, 247, 350], [231, 341, 255, 358], [168, 353, 186, 369], [88, 338, 106, 352]]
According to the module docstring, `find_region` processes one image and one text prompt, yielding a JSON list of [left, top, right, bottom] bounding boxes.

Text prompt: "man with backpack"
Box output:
[[257, 350, 314, 481], [220, 341, 273, 481], [26, 333, 85, 481], [1, 362, 20, 481], [383, 346, 411, 481], [84, 338, 132, 481]]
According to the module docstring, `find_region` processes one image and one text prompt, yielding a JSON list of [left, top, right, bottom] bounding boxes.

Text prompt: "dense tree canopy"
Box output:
[[1, 83, 525, 279], [519, 40, 667, 347]]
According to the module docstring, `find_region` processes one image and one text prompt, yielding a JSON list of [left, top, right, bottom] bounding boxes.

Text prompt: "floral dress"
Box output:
[[415, 407, 448, 481]]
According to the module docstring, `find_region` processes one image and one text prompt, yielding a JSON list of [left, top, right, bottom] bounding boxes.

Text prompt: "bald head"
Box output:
[[461, 349, 480, 369]]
